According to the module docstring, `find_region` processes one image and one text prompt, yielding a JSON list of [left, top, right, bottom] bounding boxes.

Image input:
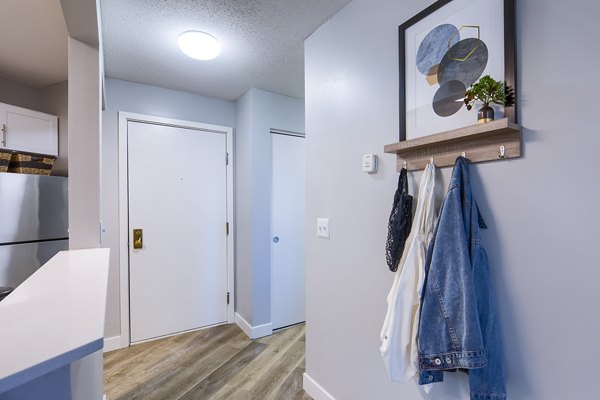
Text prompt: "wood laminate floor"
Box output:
[[104, 323, 312, 400]]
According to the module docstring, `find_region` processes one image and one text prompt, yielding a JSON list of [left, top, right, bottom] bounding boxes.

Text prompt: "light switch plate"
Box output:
[[317, 218, 330, 239]]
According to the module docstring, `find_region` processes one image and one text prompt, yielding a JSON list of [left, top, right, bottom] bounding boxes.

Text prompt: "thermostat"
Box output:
[[362, 154, 378, 174]]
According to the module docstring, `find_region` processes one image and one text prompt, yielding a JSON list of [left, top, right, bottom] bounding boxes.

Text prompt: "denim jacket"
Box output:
[[417, 157, 506, 400]]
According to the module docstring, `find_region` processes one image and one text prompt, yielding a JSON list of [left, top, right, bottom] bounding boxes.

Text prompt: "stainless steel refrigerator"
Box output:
[[0, 173, 68, 288]]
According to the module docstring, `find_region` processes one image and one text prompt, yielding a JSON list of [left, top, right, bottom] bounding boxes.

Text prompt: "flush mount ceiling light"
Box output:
[[178, 31, 221, 60]]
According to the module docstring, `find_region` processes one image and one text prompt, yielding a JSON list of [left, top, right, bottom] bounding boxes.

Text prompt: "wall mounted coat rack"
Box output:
[[384, 118, 521, 171]]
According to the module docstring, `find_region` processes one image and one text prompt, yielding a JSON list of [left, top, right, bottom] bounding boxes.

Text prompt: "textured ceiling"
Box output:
[[101, 0, 352, 100], [0, 0, 68, 88]]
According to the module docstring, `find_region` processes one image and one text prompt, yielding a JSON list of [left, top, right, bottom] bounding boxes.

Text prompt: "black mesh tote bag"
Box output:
[[385, 168, 413, 272]]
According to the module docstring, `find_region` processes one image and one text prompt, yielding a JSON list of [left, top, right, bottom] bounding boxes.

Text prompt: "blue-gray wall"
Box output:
[[235, 88, 305, 329], [304, 0, 599, 399]]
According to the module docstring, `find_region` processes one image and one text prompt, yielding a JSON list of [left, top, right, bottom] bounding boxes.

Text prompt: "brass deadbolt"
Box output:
[[133, 229, 143, 249]]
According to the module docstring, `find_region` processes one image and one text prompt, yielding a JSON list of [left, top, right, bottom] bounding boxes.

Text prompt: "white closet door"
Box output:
[[271, 133, 306, 330]]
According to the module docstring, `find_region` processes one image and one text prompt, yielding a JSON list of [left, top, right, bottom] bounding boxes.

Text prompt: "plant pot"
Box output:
[[477, 105, 494, 123]]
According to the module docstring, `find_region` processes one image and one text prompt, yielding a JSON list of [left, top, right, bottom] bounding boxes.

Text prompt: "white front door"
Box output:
[[271, 132, 306, 330], [127, 121, 228, 343]]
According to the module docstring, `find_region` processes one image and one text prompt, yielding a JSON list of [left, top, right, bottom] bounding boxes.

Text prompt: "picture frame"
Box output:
[[399, 0, 516, 141]]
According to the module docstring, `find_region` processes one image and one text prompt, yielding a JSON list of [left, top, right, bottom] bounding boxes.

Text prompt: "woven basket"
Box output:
[[8, 153, 56, 175], [0, 150, 11, 172]]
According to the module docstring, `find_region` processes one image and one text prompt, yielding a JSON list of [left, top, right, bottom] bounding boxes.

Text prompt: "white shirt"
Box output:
[[380, 162, 436, 382]]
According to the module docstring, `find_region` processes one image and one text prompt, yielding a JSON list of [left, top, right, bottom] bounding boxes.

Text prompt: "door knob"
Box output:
[[133, 229, 143, 249], [273, 236, 279, 243]]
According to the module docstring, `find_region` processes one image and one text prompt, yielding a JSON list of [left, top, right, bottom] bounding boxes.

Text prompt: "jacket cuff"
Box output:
[[471, 392, 507, 400], [419, 349, 487, 370], [418, 370, 443, 385]]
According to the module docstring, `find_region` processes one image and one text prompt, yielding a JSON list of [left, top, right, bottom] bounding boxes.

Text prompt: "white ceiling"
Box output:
[[100, 0, 352, 100], [0, 0, 68, 88]]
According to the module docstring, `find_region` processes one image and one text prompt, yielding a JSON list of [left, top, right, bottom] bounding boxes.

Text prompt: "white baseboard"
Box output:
[[235, 312, 272, 339], [303, 373, 336, 400], [235, 312, 253, 338], [103, 335, 127, 353]]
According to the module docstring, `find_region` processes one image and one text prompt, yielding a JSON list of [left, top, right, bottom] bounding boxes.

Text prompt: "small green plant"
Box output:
[[464, 75, 515, 110]]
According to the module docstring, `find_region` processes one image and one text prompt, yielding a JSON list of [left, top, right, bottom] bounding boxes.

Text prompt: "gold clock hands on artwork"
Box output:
[[448, 25, 481, 62]]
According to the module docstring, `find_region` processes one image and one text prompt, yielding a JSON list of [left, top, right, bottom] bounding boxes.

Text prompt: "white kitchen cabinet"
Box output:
[[0, 102, 58, 156]]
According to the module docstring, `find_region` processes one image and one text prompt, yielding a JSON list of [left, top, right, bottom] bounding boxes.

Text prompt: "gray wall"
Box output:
[[234, 88, 305, 328], [234, 90, 254, 323], [304, 0, 600, 399], [101, 78, 236, 339]]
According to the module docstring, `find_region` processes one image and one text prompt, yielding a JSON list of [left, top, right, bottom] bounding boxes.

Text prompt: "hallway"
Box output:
[[104, 323, 310, 399]]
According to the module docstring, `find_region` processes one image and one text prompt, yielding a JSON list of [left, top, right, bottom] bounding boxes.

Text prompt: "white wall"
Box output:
[[40, 81, 69, 176], [101, 78, 236, 340], [0, 78, 43, 111], [304, 0, 600, 399], [68, 37, 101, 250], [61, 1, 104, 396], [234, 88, 304, 329]]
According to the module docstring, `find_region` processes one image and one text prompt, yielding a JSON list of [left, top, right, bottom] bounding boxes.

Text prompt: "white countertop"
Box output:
[[0, 248, 110, 393]]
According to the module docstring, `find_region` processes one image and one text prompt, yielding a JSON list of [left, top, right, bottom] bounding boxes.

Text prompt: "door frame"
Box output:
[[117, 112, 235, 349]]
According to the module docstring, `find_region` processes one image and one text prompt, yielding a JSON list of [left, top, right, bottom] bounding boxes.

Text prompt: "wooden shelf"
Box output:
[[384, 118, 521, 171]]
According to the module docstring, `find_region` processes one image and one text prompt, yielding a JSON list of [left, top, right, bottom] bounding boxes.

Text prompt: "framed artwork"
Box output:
[[399, 0, 515, 140]]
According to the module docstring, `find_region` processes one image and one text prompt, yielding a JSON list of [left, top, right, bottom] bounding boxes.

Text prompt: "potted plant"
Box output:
[[464, 75, 515, 123]]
